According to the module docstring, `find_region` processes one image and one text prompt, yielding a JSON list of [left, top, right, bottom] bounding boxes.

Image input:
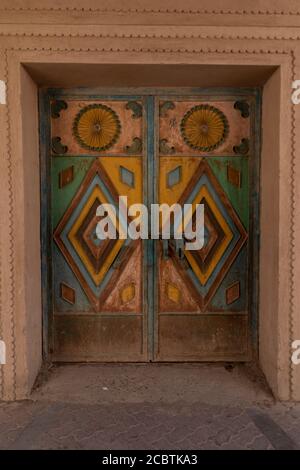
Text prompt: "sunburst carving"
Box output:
[[73, 104, 121, 151], [180, 105, 229, 152]]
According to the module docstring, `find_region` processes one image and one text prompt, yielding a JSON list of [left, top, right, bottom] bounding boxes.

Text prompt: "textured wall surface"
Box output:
[[0, 0, 299, 400]]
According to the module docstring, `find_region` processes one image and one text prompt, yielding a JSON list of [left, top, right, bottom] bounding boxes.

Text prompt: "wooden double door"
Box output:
[[41, 89, 260, 362]]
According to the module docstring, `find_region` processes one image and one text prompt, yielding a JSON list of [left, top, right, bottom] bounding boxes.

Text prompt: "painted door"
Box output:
[[41, 90, 259, 362], [155, 96, 258, 361], [46, 96, 148, 361]]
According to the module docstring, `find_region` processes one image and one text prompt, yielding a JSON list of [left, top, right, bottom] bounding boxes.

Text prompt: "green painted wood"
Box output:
[[51, 157, 94, 227], [208, 157, 249, 229]]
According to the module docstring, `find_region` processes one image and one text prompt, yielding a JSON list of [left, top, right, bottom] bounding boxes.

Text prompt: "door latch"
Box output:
[[161, 237, 185, 261]]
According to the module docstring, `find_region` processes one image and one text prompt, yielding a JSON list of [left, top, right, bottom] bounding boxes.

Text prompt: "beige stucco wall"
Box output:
[[0, 0, 300, 400]]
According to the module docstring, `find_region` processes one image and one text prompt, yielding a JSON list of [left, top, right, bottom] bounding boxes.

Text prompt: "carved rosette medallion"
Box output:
[[73, 104, 121, 151], [180, 105, 229, 152]]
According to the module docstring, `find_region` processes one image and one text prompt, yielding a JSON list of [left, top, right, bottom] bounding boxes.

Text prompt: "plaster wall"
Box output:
[[0, 0, 299, 401]]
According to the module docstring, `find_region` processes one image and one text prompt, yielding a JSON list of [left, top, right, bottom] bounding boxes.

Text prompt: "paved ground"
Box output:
[[0, 363, 300, 449]]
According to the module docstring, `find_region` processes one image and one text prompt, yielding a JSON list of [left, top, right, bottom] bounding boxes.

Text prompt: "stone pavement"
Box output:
[[0, 363, 300, 450]]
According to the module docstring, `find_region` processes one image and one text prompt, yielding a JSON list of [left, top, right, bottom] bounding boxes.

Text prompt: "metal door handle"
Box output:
[[162, 239, 169, 260], [160, 238, 185, 261], [175, 239, 185, 260]]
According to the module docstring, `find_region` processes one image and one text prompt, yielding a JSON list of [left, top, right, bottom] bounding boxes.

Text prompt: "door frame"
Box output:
[[39, 87, 261, 362]]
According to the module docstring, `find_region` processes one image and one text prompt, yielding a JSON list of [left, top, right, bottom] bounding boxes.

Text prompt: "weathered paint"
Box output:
[[154, 94, 260, 361], [40, 88, 260, 362]]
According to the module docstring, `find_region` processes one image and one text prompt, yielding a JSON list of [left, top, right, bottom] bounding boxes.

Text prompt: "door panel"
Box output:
[[155, 96, 253, 361], [49, 97, 147, 361], [42, 90, 259, 362]]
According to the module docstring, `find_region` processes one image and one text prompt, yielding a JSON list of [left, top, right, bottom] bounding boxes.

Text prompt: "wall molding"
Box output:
[[0, 31, 300, 41], [289, 50, 296, 401], [3, 49, 17, 400], [1, 42, 296, 400], [3, 48, 292, 55], [1, 8, 300, 16]]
